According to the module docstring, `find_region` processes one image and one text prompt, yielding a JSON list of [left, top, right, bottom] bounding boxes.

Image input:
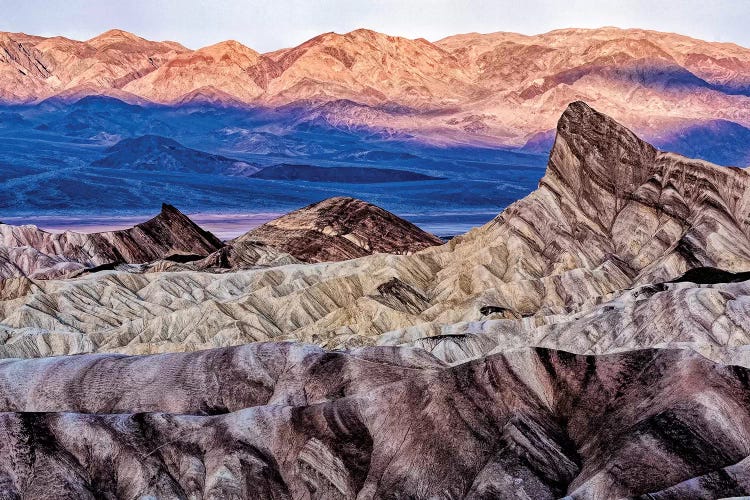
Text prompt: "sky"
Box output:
[[1, 0, 748, 52]]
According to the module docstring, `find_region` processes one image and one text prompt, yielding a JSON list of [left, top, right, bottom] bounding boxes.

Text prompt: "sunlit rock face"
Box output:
[[1, 27, 750, 152]]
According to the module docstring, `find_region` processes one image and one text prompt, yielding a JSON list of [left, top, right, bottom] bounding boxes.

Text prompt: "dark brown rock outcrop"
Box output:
[[235, 196, 443, 262]]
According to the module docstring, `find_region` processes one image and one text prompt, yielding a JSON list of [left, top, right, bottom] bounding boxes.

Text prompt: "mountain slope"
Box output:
[[122, 40, 277, 103], [0, 204, 223, 279], [234, 196, 443, 262], [0, 29, 186, 102], [652, 119, 750, 166], [434, 27, 750, 144], [3, 27, 750, 153], [264, 28, 478, 105]]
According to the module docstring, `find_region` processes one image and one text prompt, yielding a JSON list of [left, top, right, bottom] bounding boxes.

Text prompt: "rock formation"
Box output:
[[234, 196, 443, 262], [0, 195, 443, 282], [0, 203, 223, 279]]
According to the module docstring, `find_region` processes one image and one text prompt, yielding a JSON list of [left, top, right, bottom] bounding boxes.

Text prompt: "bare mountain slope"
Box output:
[[0, 29, 186, 102], [122, 40, 277, 103], [263, 28, 478, 105]]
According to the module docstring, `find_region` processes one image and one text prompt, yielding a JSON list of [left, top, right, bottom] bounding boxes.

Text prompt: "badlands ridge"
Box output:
[[0, 103, 749, 497]]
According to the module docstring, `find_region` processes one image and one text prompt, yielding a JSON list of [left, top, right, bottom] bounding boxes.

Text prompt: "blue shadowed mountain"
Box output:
[[92, 135, 262, 175], [32, 96, 172, 140], [651, 120, 750, 167], [250, 164, 443, 183]]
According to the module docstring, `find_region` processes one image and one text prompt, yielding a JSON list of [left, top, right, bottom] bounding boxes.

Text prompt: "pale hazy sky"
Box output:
[[1, 0, 748, 52]]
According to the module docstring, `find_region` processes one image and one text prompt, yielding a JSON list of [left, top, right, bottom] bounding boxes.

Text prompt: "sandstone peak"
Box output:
[[555, 100, 648, 147], [549, 100, 658, 193], [196, 39, 261, 60]]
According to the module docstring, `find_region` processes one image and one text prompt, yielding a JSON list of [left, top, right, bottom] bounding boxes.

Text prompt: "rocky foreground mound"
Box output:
[[0, 343, 749, 498]]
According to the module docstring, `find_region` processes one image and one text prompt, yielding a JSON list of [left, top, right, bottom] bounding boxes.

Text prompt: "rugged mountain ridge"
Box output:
[[122, 40, 276, 104], [0, 196, 442, 281], [0, 29, 186, 102], [2, 27, 750, 150]]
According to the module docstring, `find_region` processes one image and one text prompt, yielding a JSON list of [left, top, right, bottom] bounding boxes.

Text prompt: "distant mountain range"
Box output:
[[1, 27, 750, 157]]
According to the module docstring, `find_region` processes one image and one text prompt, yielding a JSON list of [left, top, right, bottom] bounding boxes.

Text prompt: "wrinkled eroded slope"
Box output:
[[0, 345, 749, 498], [383, 274, 750, 366]]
